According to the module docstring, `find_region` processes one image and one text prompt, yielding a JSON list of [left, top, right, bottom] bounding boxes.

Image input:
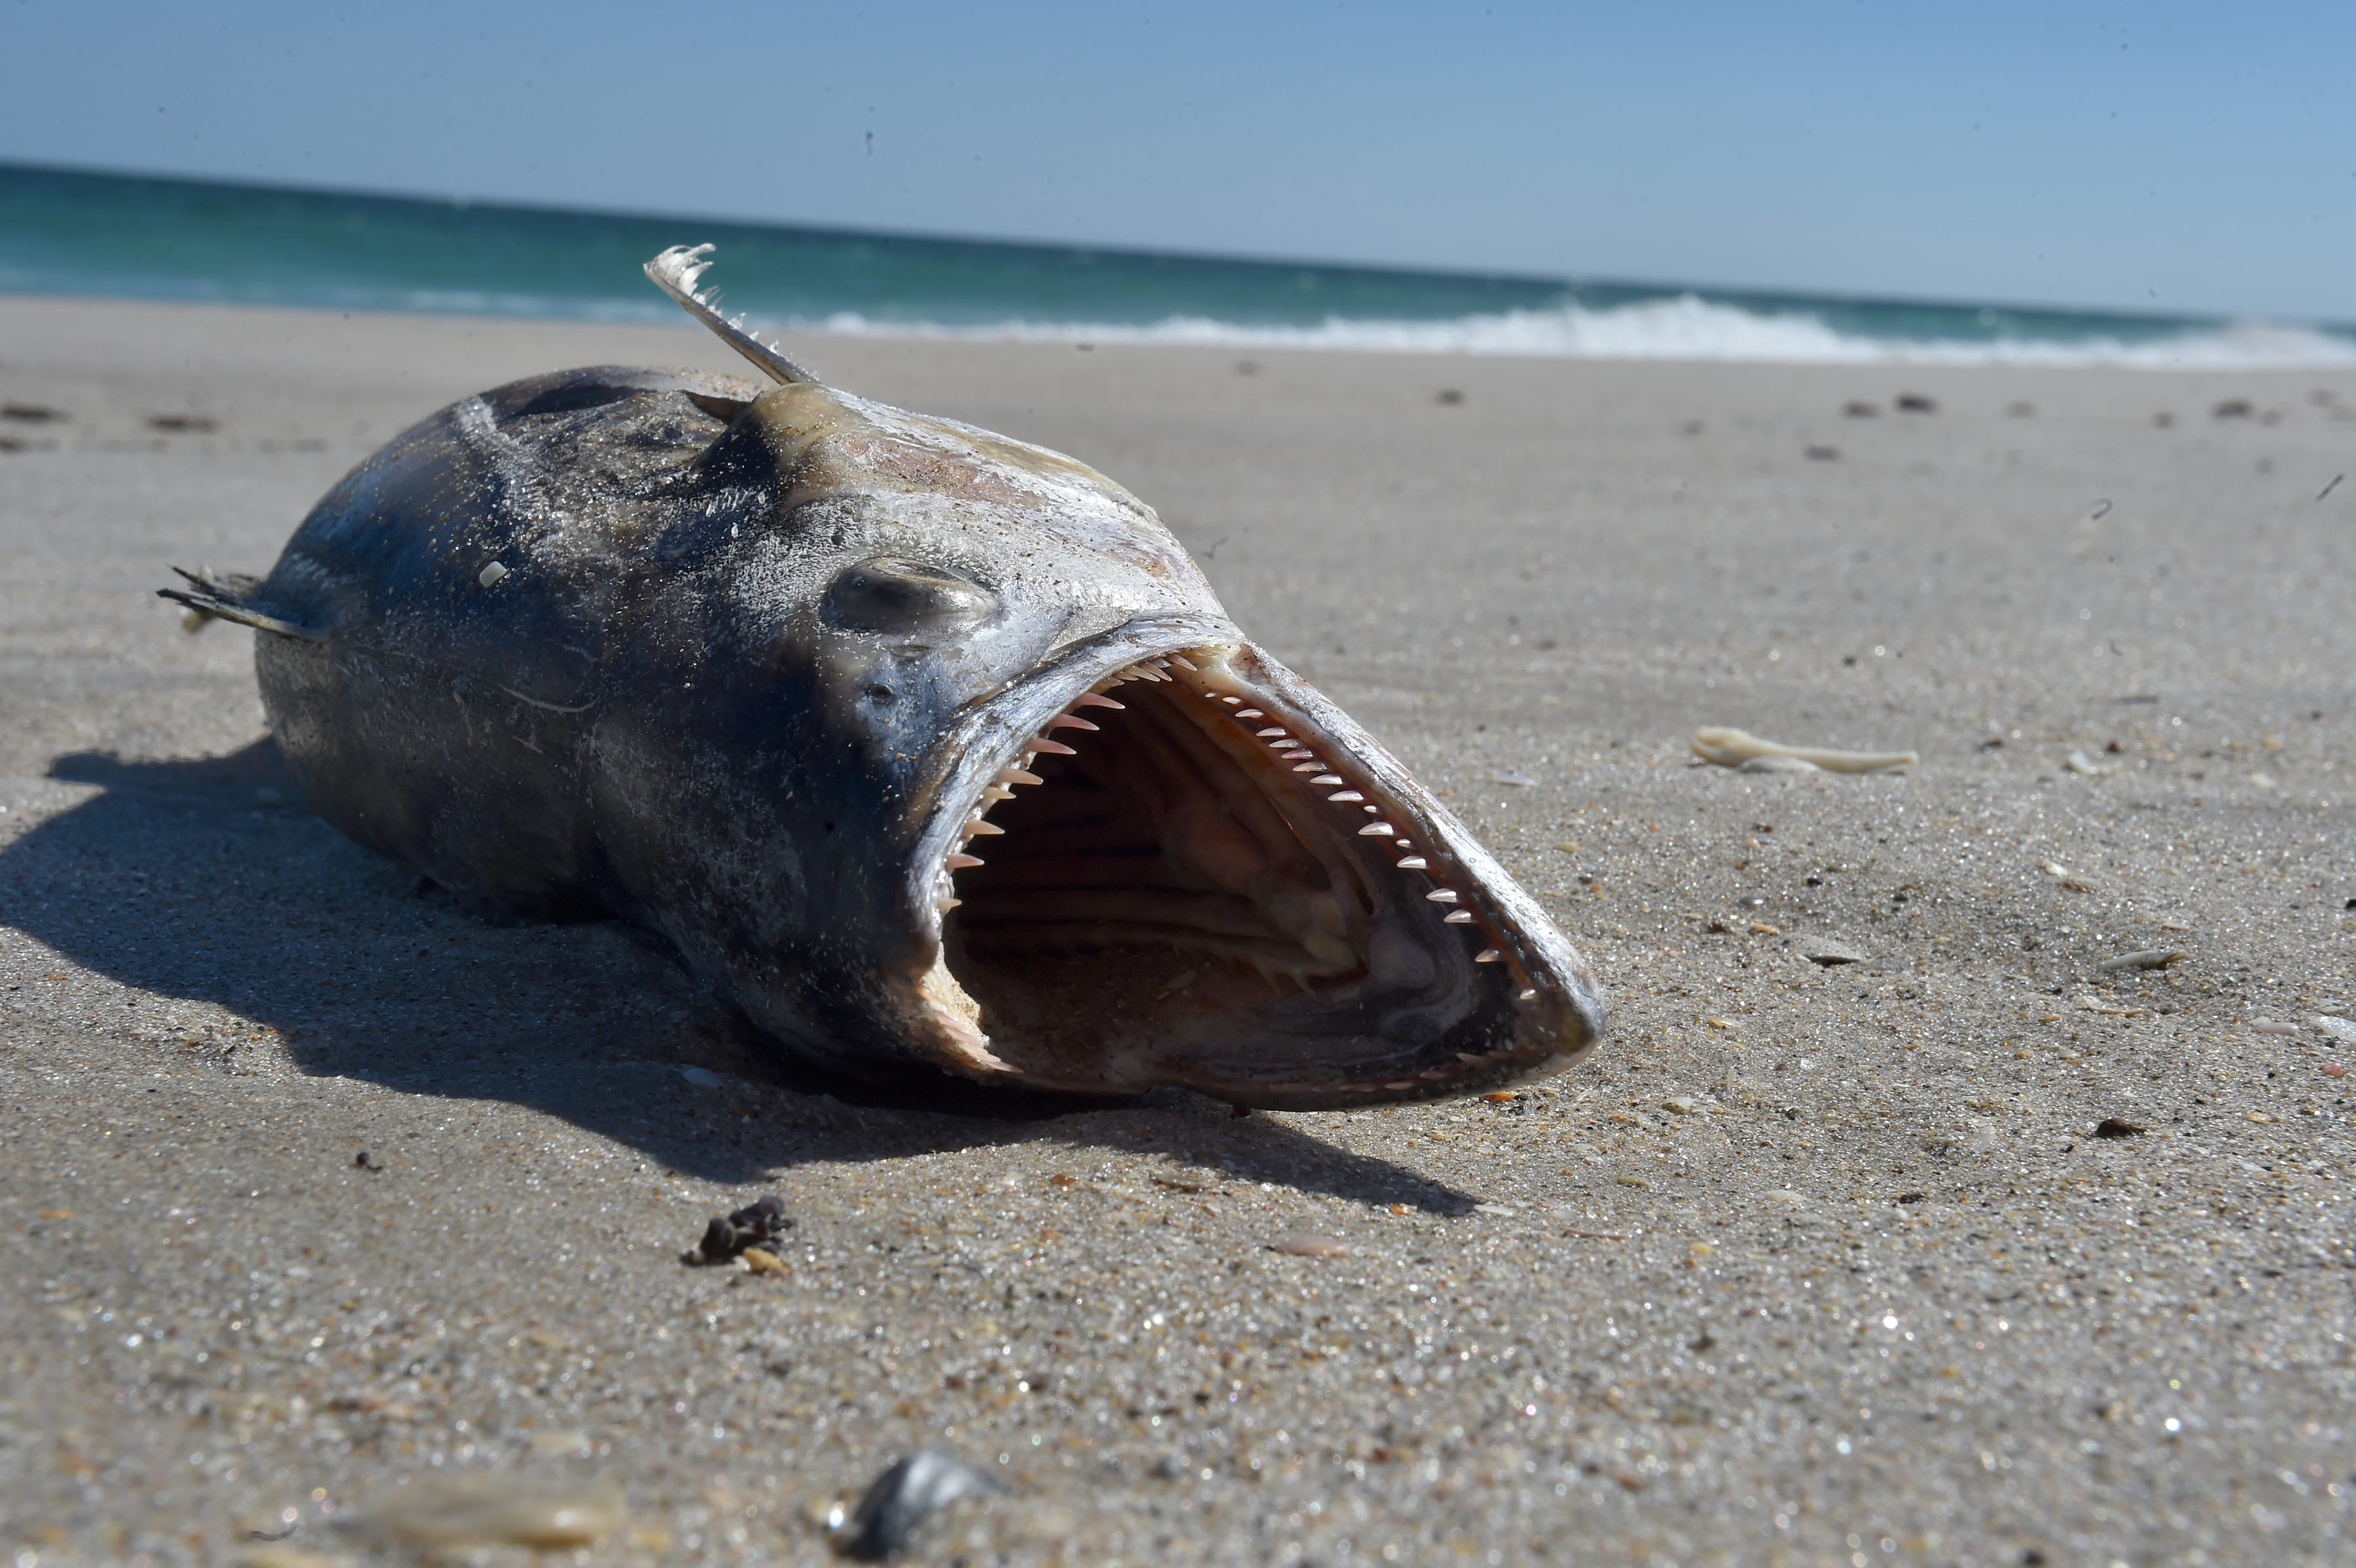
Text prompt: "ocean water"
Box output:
[[5, 162, 2351, 368]]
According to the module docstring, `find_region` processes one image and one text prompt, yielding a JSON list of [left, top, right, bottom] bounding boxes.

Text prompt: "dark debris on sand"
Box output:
[[683, 1192, 792, 1264]]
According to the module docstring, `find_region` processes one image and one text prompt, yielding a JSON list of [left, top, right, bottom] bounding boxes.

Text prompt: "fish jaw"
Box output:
[[887, 620, 1606, 1108]]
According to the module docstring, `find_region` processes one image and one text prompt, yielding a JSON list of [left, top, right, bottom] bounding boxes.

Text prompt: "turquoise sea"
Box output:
[[4, 162, 2351, 367]]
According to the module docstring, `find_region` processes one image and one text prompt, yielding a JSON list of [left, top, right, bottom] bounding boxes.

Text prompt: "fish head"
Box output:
[[622, 245, 1604, 1107], [630, 376, 1601, 1109]]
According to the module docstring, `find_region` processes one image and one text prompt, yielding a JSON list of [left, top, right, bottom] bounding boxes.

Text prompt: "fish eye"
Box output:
[[822, 556, 997, 635]]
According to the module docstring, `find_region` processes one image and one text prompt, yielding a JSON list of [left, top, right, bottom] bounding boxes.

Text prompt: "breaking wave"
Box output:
[[812, 296, 2356, 370]]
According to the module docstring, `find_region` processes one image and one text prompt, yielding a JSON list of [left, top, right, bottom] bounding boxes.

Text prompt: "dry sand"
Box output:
[[1, 296, 2352, 1566]]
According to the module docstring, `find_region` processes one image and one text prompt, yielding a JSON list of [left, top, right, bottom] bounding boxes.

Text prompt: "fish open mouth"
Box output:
[[901, 624, 1603, 1107]]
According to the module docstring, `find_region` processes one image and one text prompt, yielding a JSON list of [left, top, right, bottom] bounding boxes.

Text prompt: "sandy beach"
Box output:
[[2, 295, 2352, 1565]]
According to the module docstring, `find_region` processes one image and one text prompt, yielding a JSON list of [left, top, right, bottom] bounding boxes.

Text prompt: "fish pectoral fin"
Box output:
[[159, 567, 325, 642], [682, 389, 758, 424]]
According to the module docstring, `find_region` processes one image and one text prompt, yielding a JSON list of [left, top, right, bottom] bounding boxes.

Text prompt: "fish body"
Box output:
[[163, 247, 1604, 1107]]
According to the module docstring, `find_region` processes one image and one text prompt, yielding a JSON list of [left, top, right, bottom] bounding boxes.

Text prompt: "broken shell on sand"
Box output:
[[345, 1474, 625, 1552], [1692, 726, 1917, 774]]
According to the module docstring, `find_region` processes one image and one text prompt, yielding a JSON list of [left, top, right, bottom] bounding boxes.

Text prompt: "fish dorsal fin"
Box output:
[[643, 245, 821, 387]]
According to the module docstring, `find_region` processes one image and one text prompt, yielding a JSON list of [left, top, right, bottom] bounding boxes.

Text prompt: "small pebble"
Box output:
[[2314, 1015, 2356, 1044], [1661, 1096, 1699, 1115], [1492, 769, 1539, 787], [741, 1247, 788, 1274], [2321, 1063, 2346, 1079], [478, 560, 510, 588], [2252, 1020, 2303, 1037], [1615, 1175, 1650, 1188], [1763, 1189, 1807, 1208], [2092, 1118, 2144, 1139], [1270, 1232, 1349, 1257], [680, 1065, 724, 1087], [2063, 750, 2111, 776], [1797, 938, 1868, 967]]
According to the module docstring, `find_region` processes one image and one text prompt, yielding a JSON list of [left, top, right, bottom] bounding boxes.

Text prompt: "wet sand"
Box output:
[[2, 295, 2353, 1565]]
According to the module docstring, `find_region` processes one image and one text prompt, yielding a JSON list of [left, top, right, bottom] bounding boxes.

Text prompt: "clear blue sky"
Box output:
[[5, 1, 2350, 321]]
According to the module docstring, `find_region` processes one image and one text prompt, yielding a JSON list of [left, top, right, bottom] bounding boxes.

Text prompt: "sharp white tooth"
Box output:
[[1358, 822, 1395, 836], [1361, 804, 1380, 813], [1327, 791, 1365, 803], [1075, 692, 1125, 711], [1397, 855, 1428, 869], [1426, 889, 1460, 904], [1030, 737, 1078, 755], [1518, 988, 1539, 1001], [962, 819, 1005, 837], [1219, 696, 1243, 705], [1255, 727, 1285, 738], [1045, 715, 1099, 732], [946, 852, 985, 870], [1443, 910, 1473, 924], [1279, 749, 1314, 760], [1149, 657, 1171, 668], [1235, 709, 1266, 719], [1457, 1052, 1484, 1063], [935, 895, 961, 910], [984, 785, 1015, 802], [1311, 774, 1344, 786], [1475, 949, 1502, 963], [1293, 763, 1327, 774], [1395, 838, 1412, 848], [995, 768, 1044, 787], [1168, 653, 1198, 671]]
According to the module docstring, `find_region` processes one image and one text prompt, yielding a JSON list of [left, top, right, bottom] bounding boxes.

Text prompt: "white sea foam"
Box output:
[[807, 294, 2356, 370]]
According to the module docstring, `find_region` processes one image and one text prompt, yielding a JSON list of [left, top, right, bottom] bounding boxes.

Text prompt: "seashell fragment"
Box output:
[[1270, 1232, 1349, 1256], [1692, 727, 1915, 774], [1736, 754, 1821, 774], [2097, 949, 2185, 972], [347, 1473, 624, 1552], [835, 1449, 1003, 1560], [1796, 937, 1868, 967]]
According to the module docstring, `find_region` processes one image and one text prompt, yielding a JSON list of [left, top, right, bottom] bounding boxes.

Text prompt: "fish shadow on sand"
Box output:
[[4, 743, 1476, 1215]]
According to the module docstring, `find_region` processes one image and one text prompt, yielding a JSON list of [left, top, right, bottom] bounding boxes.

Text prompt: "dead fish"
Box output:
[[161, 244, 1603, 1108]]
